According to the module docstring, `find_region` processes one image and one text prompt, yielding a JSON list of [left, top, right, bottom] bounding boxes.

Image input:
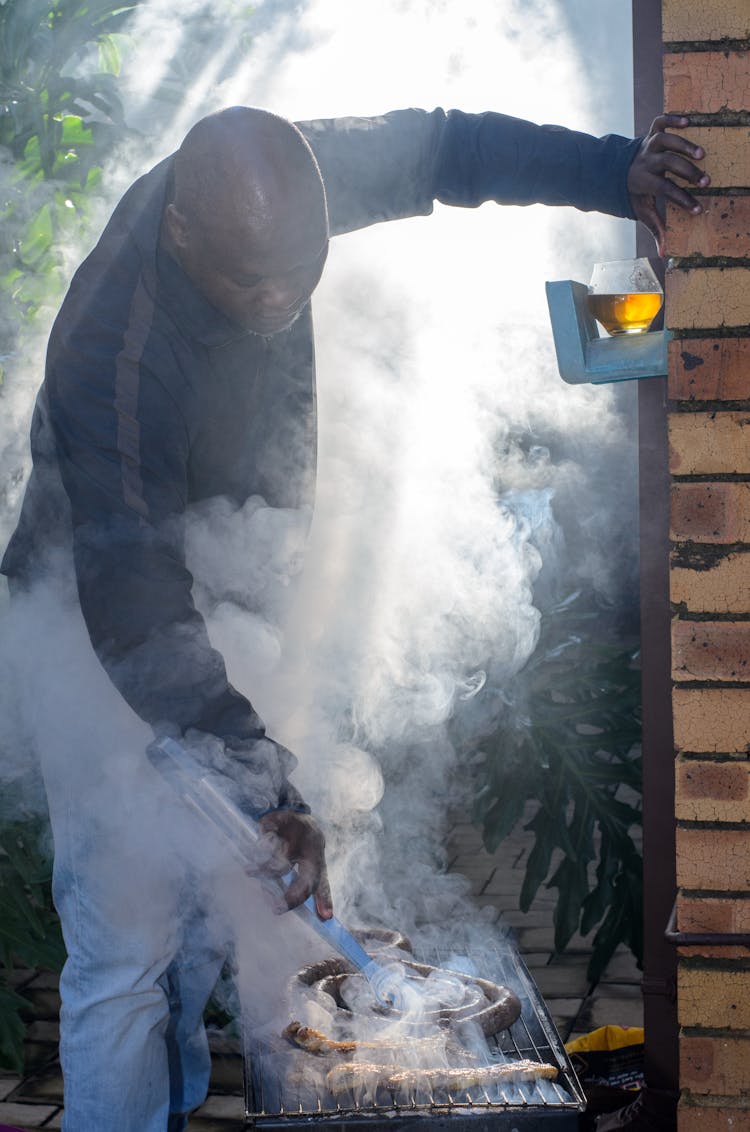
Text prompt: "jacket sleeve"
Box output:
[[44, 312, 307, 816], [297, 108, 642, 236]]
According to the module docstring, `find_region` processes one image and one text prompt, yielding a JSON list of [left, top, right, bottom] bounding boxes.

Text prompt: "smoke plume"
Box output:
[[0, 0, 638, 1025]]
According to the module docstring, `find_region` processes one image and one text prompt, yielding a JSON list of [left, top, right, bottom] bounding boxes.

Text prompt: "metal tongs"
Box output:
[[148, 736, 404, 1008]]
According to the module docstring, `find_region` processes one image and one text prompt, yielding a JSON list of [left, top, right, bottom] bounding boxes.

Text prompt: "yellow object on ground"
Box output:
[[565, 1026, 645, 1089]]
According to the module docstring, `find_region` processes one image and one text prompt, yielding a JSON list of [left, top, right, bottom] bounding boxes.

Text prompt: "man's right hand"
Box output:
[[627, 114, 709, 256], [259, 809, 333, 920]]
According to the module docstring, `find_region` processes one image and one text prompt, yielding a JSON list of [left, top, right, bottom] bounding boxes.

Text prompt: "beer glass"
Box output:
[[586, 258, 663, 336]]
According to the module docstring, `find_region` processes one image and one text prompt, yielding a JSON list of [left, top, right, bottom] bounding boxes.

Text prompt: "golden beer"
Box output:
[[586, 291, 663, 336]]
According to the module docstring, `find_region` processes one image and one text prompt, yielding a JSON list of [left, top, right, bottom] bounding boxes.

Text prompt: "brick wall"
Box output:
[[663, 2, 750, 1128]]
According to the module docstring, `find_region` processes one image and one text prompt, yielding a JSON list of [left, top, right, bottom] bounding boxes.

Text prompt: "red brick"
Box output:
[[681, 1033, 750, 1096], [678, 966, 750, 1029], [672, 621, 750, 682], [670, 483, 750, 543], [670, 412, 750, 474], [674, 687, 750, 752], [675, 757, 750, 822], [677, 894, 750, 933], [679, 942, 750, 960], [669, 128, 750, 189], [667, 267, 750, 330], [677, 827, 750, 889], [666, 198, 750, 260], [676, 894, 750, 956], [671, 551, 750, 613], [678, 1102, 750, 1132], [663, 0, 750, 41], [664, 52, 750, 115], [676, 759, 748, 800], [668, 338, 750, 401]]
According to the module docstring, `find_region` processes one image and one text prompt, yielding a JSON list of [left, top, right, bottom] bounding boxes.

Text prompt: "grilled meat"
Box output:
[[326, 1059, 558, 1097], [283, 1020, 443, 1055]]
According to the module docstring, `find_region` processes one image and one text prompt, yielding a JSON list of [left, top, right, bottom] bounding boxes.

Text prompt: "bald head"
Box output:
[[173, 107, 326, 240], [163, 107, 329, 335]]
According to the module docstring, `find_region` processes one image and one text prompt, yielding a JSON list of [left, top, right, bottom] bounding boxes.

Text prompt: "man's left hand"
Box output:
[[259, 810, 333, 920], [627, 114, 709, 257]]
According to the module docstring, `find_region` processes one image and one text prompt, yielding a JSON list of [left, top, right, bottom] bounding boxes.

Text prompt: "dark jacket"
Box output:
[[1, 108, 641, 810]]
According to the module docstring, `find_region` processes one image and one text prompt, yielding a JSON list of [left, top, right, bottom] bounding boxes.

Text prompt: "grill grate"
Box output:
[[243, 938, 585, 1130]]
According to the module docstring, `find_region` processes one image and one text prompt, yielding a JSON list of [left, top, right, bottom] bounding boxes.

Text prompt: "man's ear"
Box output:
[[164, 202, 189, 250]]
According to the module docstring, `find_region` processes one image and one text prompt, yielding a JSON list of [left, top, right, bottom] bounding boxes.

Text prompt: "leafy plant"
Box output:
[[0, 804, 65, 1071], [0, 0, 137, 334], [473, 588, 642, 983]]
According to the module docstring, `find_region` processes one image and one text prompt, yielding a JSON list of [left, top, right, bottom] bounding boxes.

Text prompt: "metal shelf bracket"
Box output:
[[545, 279, 672, 385]]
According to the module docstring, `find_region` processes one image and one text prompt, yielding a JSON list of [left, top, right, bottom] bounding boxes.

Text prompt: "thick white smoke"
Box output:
[[0, 0, 638, 1024]]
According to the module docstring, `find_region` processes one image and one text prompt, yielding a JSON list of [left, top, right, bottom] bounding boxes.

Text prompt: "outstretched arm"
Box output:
[[299, 108, 706, 249], [299, 108, 644, 234]]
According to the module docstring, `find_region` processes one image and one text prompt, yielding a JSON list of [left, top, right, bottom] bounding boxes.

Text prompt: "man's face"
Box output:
[[168, 199, 329, 336]]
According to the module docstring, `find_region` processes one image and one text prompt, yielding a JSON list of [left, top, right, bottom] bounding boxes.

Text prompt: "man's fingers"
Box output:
[[649, 149, 709, 187], [650, 114, 690, 132], [633, 196, 666, 257], [648, 127, 704, 162], [281, 861, 315, 911], [636, 174, 703, 214], [313, 866, 333, 921], [281, 857, 333, 919]]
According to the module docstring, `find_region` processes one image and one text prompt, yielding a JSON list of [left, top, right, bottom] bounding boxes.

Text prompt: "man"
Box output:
[[1, 105, 706, 1130]]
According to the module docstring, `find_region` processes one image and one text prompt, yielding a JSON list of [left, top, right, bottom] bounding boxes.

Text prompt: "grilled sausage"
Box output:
[[326, 1058, 558, 1097], [294, 959, 521, 1038], [283, 1020, 443, 1055]]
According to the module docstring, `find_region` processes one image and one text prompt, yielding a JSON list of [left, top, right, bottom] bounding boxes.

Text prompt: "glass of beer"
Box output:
[[586, 258, 663, 336]]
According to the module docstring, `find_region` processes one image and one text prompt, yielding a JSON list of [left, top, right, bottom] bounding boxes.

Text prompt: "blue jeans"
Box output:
[[10, 586, 230, 1131]]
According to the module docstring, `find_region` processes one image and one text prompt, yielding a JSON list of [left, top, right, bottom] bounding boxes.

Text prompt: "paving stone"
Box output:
[[529, 964, 591, 999], [23, 1023, 59, 1046], [192, 1092, 246, 1118], [547, 999, 588, 1039], [13, 1062, 64, 1103], [22, 990, 61, 1021], [575, 986, 645, 1033], [19, 1045, 58, 1076], [500, 908, 558, 929], [514, 926, 592, 952], [521, 950, 559, 969], [0, 1076, 22, 1101], [599, 947, 642, 984], [25, 974, 59, 991], [0, 1101, 58, 1127], [207, 1053, 244, 1093]]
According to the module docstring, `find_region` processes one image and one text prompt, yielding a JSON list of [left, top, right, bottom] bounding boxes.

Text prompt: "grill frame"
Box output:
[[243, 940, 586, 1130]]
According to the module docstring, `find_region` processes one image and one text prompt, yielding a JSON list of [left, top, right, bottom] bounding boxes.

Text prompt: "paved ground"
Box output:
[[0, 809, 643, 1130]]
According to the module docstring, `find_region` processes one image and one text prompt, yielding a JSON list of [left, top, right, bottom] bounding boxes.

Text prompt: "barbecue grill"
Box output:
[[243, 935, 586, 1130]]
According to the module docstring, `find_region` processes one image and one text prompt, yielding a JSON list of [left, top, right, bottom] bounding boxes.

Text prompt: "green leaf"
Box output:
[[519, 807, 556, 911], [16, 201, 54, 267], [97, 32, 121, 75], [481, 788, 527, 853], [549, 856, 588, 952], [59, 113, 93, 148]]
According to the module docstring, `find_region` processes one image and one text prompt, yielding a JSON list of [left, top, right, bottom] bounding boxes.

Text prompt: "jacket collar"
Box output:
[[155, 243, 255, 349]]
